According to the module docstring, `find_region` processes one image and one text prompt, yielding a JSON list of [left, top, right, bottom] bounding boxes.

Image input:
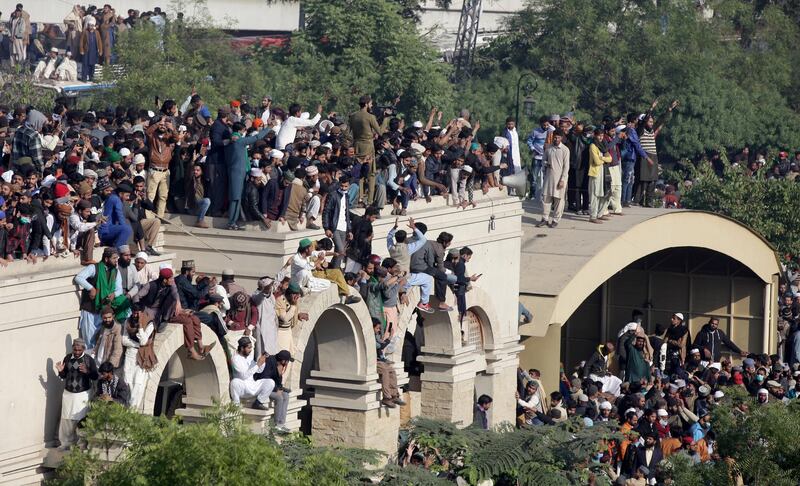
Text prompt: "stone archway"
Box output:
[[280, 287, 399, 457], [140, 323, 229, 417], [391, 284, 521, 428]]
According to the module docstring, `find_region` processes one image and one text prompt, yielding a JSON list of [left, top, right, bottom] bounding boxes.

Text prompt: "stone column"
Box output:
[[418, 345, 479, 427], [474, 336, 524, 427], [305, 371, 400, 460]]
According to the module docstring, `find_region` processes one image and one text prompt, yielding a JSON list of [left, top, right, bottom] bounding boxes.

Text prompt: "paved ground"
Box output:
[[519, 200, 678, 296]]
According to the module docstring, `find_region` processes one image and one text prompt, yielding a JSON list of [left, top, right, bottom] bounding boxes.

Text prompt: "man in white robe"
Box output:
[[252, 277, 279, 356], [230, 335, 275, 409]]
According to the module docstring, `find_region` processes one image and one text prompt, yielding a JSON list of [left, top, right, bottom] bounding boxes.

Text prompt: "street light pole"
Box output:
[[515, 72, 538, 123]]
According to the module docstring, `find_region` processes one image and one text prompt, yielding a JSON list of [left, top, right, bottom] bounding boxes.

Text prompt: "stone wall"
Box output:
[[311, 406, 401, 459], [420, 378, 476, 427]]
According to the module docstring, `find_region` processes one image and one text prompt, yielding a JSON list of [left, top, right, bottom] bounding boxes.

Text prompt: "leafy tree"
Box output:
[[474, 0, 800, 161], [660, 387, 800, 485], [253, 0, 454, 120], [455, 67, 591, 144], [93, 1, 266, 110], [400, 417, 622, 485], [672, 160, 800, 263], [0, 68, 56, 110], [49, 401, 384, 486]]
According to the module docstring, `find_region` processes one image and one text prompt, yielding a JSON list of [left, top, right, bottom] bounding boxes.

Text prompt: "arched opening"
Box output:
[[140, 323, 229, 420], [297, 306, 367, 434], [561, 247, 767, 372]]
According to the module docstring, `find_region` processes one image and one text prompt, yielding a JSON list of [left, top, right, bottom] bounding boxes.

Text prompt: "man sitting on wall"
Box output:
[[230, 335, 275, 410]]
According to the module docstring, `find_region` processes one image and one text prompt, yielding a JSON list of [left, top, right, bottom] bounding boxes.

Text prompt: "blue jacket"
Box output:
[[98, 193, 128, 235], [208, 118, 231, 165], [624, 129, 648, 162], [224, 129, 270, 201]]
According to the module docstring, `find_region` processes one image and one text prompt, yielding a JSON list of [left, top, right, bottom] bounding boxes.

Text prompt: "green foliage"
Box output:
[[455, 66, 591, 144], [49, 403, 376, 486], [661, 389, 800, 485], [403, 417, 622, 485], [675, 161, 800, 262], [0, 68, 57, 110], [474, 0, 800, 161], [253, 0, 453, 120], [93, 1, 265, 110]]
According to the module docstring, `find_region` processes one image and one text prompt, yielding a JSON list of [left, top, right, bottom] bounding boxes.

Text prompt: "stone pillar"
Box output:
[[475, 336, 524, 427], [305, 371, 400, 460], [518, 323, 562, 396], [418, 346, 478, 427]]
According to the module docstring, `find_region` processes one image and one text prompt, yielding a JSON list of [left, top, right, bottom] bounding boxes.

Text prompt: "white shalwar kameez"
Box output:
[[230, 337, 275, 404]]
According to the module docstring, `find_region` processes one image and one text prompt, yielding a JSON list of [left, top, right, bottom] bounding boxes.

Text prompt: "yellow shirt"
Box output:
[[588, 143, 612, 178]]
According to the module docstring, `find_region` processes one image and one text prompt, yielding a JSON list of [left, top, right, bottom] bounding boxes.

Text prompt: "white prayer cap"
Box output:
[[599, 401, 612, 411], [134, 252, 148, 262], [318, 120, 334, 133], [119, 147, 131, 157], [410, 142, 425, 154], [86, 16, 97, 26], [134, 154, 146, 165], [624, 407, 637, 416], [412, 120, 423, 128], [321, 142, 332, 149], [493, 136, 509, 149], [250, 168, 263, 178], [674, 312, 684, 321], [270, 149, 284, 159], [708, 362, 721, 371], [657, 409, 668, 417], [713, 391, 725, 399], [309, 140, 321, 149], [462, 165, 473, 174], [690, 348, 700, 354], [757, 388, 768, 395], [50, 47, 59, 53]]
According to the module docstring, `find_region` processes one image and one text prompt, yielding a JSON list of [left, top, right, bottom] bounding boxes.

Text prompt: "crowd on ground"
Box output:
[[494, 310, 800, 485]]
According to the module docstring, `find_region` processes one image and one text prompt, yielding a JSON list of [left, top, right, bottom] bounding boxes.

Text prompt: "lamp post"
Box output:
[[515, 72, 538, 124]]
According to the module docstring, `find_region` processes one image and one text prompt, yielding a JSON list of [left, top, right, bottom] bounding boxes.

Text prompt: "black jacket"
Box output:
[[255, 355, 285, 390], [322, 187, 351, 233], [175, 274, 207, 310], [694, 324, 741, 361], [242, 180, 262, 221], [583, 348, 607, 378], [633, 444, 663, 481]]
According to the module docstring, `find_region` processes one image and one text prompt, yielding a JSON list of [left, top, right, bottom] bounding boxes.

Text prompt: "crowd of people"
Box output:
[[501, 311, 800, 485], [1, 3, 171, 81]]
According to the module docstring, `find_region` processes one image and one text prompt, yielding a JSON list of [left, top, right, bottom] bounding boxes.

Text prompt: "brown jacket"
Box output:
[[93, 323, 123, 368], [80, 29, 104, 57], [146, 124, 178, 170]]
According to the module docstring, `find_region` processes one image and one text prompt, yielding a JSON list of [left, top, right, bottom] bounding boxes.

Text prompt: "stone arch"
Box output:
[[390, 283, 503, 361], [546, 211, 781, 329], [287, 286, 377, 393], [140, 323, 229, 415]]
